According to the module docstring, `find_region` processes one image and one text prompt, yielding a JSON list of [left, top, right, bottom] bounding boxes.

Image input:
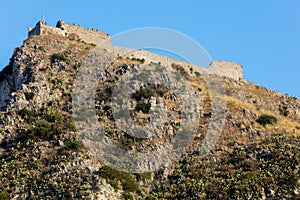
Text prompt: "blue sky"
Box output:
[[0, 1, 299, 97]]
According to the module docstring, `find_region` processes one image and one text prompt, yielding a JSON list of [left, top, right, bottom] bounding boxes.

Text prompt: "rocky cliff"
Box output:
[[0, 22, 299, 199]]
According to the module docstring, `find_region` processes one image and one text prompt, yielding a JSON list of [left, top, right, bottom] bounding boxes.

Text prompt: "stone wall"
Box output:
[[107, 45, 244, 80], [27, 20, 243, 80], [64, 23, 110, 45], [28, 20, 66, 37], [208, 60, 244, 80], [28, 20, 110, 46]]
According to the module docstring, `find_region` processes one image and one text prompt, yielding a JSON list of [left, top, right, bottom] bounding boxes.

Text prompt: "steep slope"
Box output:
[[0, 35, 121, 199], [0, 32, 299, 200]]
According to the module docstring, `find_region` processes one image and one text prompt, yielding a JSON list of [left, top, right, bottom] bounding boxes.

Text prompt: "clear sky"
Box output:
[[0, 1, 299, 97]]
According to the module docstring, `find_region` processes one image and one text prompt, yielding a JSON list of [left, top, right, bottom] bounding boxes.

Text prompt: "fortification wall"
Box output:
[[27, 20, 243, 80], [208, 60, 244, 80], [108, 45, 243, 80], [64, 24, 110, 45], [114, 46, 201, 68], [28, 20, 66, 37], [28, 20, 110, 46], [28, 23, 41, 36]]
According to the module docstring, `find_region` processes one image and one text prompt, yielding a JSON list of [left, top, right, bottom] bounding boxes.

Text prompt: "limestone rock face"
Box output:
[[0, 20, 299, 200], [0, 53, 34, 110]]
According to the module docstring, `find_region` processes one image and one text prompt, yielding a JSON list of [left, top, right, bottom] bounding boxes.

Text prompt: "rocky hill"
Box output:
[[0, 21, 299, 200]]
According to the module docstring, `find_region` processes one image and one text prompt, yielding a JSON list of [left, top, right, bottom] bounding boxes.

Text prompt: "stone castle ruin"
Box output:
[[0, 20, 244, 111], [28, 20, 244, 80], [28, 20, 110, 46], [28, 19, 244, 80]]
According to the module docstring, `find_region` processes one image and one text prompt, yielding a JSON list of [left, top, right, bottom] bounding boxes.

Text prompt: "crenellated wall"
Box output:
[[63, 23, 110, 45], [108, 46, 244, 80], [28, 20, 110, 45], [27, 20, 243, 80], [28, 20, 66, 37]]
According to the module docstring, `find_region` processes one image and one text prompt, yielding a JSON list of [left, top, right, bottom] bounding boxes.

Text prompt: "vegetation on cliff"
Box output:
[[0, 32, 299, 200]]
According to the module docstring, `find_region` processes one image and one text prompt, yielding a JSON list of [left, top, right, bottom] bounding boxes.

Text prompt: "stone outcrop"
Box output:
[[0, 50, 34, 110], [0, 19, 298, 199]]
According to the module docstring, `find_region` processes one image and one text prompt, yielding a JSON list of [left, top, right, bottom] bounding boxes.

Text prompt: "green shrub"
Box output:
[[20, 108, 37, 123], [279, 105, 289, 117], [171, 63, 188, 78], [0, 191, 9, 200], [114, 75, 120, 81], [48, 71, 54, 78], [38, 46, 44, 51], [99, 166, 139, 193], [20, 108, 68, 140], [74, 60, 83, 70], [24, 92, 35, 100], [135, 101, 151, 113], [52, 78, 64, 88], [27, 120, 59, 140], [52, 53, 69, 62], [139, 172, 152, 180], [120, 135, 134, 147], [140, 58, 145, 64], [48, 110, 63, 123], [96, 85, 113, 103], [132, 84, 168, 100], [147, 195, 158, 200], [131, 57, 145, 64], [194, 71, 201, 77], [123, 193, 134, 200], [66, 139, 83, 151], [88, 43, 97, 47], [133, 88, 154, 100], [179, 69, 188, 78], [256, 115, 277, 126], [122, 178, 139, 193], [66, 117, 77, 131], [41, 108, 63, 123]]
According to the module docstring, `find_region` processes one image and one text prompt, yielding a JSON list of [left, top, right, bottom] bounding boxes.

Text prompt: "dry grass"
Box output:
[[189, 79, 209, 98], [116, 56, 139, 65], [225, 95, 300, 136], [225, 96, 257, 112]]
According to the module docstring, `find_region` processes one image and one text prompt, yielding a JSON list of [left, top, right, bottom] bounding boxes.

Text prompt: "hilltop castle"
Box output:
[[28, 20, 110, 45], [28, 20, 243, 81]]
